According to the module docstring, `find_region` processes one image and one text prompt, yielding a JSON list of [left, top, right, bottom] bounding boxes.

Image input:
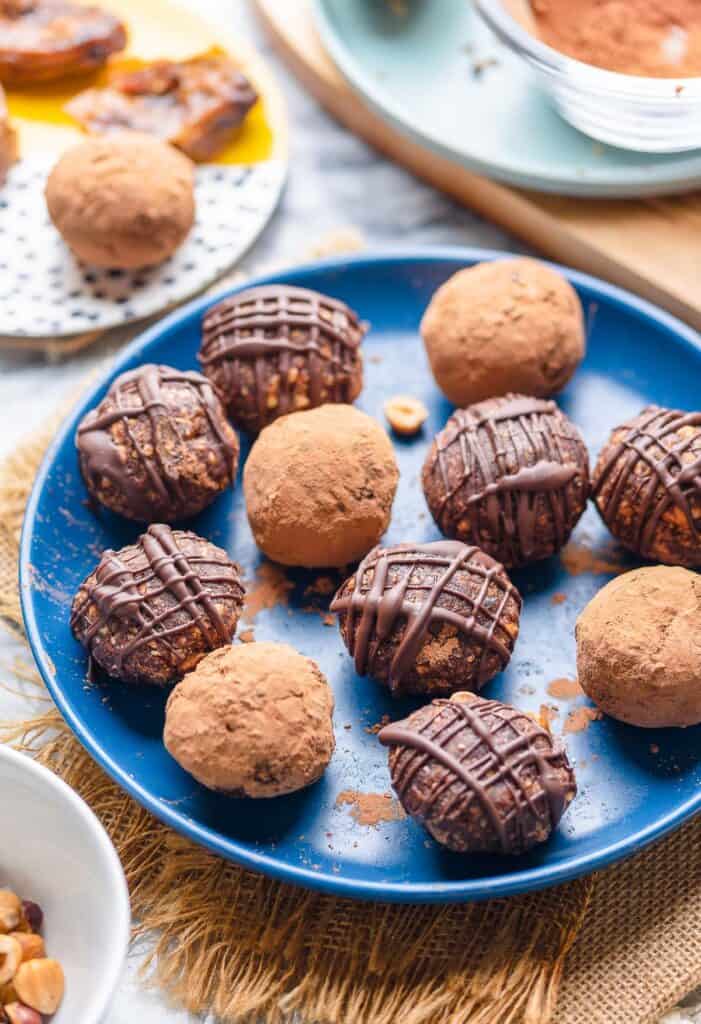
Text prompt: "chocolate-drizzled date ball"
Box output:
[[199, 285, 365, 433], [593, 405, 701, 567], [331, 540, 521, 697], [379, 692, 577, 855], [422, 394, 590, 568], [70, 524, 244, 686], [76, 364, 239, 523]]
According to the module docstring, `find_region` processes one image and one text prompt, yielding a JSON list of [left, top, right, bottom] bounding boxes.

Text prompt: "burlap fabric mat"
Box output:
[[1, 407, 700, 1024]]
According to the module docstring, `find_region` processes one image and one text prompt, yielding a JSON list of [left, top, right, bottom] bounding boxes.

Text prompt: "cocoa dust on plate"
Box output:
[[547, 677, 584, 700], [564, 706, 603, 734], [560, 539, 628, 577], [242, 561, 294, 623], [538, 704, 559, 731], [365, 715, 391, 736], [303, 575, 337, 598], [335, 790, 405, 826]]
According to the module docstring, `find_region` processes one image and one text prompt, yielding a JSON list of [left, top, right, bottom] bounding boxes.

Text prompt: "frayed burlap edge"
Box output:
[[0, 386, 595, 1024], [1, 712, 593, 1024]]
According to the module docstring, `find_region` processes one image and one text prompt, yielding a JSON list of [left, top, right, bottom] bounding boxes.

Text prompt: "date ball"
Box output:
[[244, 403, 399, 567], [70, 524, 244, 686], [422, 394, 590, 567], [76, 363, 239, 523], [199, 285, 365, 433], [421, 258, 585, 407], [164, 642, 335, 796], [379, 692, 577, 854], [331, 540, 520, 697], [577, 566, 701, 728], [45, 133, 194, 268], [592, 405, 701, 567]]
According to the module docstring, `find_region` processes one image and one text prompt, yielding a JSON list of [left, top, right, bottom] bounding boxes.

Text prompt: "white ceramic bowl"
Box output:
[[0, 745, 130, 1024], [475, 0, 701, 152]]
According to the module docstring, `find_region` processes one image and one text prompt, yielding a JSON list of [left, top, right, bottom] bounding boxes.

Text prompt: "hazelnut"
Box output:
[[19, 906, 41, 936], [0, 895, 21, 935], [3, 1004, 41, 1024], [0, 937, 21, 986], [14, 959, 64, 1015], [0, 980, 17, 1004], [383, 395, 429, 437], [8, 936, 43, 964]]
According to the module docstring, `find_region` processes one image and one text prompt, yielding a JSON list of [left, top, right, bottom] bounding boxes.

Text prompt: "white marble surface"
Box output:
[[0, 2, 698, 1022]]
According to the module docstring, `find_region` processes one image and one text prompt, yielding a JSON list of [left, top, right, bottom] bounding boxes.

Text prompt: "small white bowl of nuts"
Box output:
[[0, 745, 130, 1024]]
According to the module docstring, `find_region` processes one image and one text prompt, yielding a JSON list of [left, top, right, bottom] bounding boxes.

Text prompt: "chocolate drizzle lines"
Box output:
[[200, 285, 365, 423], [379, 698, 574, 854], [76, 364, 235, 520], [432, 394, 584, 564], [330, 541, 520, 694], [593, 404, 701, 556], [70, 524, 242, 678]]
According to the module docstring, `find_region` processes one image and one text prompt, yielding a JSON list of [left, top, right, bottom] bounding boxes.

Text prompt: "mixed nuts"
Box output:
[[0, 891, 63, 1023]]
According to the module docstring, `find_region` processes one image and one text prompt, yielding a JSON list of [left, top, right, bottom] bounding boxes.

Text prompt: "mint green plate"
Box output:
[[313, 0, 701, 197]]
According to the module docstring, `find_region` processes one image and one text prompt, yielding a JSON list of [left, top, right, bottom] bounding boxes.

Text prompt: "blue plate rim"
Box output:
[[311, 0, 701, 199], [19, 245, 701, 903]]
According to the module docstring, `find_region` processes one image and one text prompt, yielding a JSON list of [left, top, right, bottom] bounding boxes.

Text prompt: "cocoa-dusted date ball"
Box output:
[[164, 642, 335, 797], [577, 566, 701, 728], [422, 394, 590, 568], [592, 404, 701, 567], [421, 258, 585, 408], [330, 540, 521, 697], [244, 404, 398, 568], [70, 524, 244, 685], [76, 363, 239, 523], [199, 284, 366, 433], [379, 692, 577, 855]]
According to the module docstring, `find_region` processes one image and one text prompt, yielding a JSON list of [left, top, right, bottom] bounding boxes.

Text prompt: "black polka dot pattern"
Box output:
[[0, 157, 286, 338]]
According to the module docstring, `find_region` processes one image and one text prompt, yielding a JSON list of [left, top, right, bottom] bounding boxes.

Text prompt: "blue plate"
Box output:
[[314, 0, 701, 197], [20, 249, 701, 903]]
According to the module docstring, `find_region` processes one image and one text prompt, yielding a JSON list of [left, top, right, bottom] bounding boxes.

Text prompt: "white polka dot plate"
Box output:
[[0, 154, 285, 338]]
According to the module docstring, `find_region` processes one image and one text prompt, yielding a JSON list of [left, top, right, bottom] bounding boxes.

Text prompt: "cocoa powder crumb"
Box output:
[[242, 561, 294, 623], [304, 575, 337, 598], [547, 677, 584, 700], [539, 704, 558, 732], [564, 706, 603, 734], [365, 714, 391, 735], [239, 628, 255, 644], [560, 539, 627, 577], [335, 789, 406, 826], [322, 614, 335, 627], [471, 56, 499, 76], [550, 591, 567, 606]]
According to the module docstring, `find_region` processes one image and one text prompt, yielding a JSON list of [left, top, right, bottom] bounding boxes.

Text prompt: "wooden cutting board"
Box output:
[[254, 0, 701, 332]]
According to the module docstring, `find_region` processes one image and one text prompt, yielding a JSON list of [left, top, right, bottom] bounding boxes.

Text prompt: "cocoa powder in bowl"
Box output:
[[531, 0, 701, 78]]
